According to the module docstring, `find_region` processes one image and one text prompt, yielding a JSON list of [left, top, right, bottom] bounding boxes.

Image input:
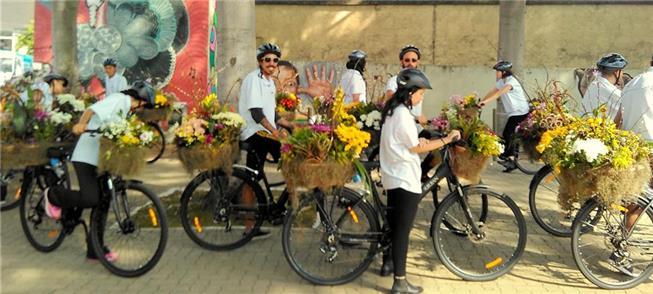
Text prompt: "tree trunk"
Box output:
[[52, 0, 80, 95], [495, 0, 526, 134], [216, 0, 256, 106]]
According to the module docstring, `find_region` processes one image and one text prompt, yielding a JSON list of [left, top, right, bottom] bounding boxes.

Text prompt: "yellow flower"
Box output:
[[334, 124, 371, 156], [155, 94, 168, 107]]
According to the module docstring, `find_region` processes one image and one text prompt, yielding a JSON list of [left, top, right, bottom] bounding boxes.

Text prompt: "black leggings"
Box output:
[[502, 114, 528, 158], [386, 188, 421, 277], [49, 161, 101, 209], [244, 133, 281, 171]]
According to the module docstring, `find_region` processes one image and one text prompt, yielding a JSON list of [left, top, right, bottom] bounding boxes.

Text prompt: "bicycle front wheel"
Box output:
[[90, 182, 168, 277], [282, 188, 380, 285], [2, 169, 24, 211], [432, 186, 527, 281], [571, 198, 653, 289]]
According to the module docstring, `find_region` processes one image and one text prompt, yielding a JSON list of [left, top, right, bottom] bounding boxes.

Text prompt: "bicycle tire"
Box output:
[[19, 170, 65, 252], [430, 180, 489, 236], [145, 122, 165, 164], [282, 188, 380, 285], [571, 199, 653, 289], [90, 181, 168, 277], [432, 186, 527, 281], [179, 168, 267, 251], [1, 169, 23, 211]]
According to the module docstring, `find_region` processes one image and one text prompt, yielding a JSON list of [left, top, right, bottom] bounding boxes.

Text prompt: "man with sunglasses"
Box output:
[[237, 43, 285, 240]]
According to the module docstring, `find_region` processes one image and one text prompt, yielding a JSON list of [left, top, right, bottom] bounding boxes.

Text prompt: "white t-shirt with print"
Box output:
[[582, 76, 622, 121], [495, 76, 529, 117], [386, 74, 425, 133], [71, 93, 131, 166], [621, 67, 653, 142], [238, 69, 277, 140], [340, 69, 366, 104], [104, 73, 129, 97], [380, 105, 422, 194]]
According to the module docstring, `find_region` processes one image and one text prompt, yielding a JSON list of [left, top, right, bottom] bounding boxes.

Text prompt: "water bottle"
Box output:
[[50, 158, 65, 178], [352, 173, 362, 183]]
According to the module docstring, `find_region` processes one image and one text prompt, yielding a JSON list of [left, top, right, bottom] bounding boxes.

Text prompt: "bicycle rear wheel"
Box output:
[[19, 169, 65, 252], [571, 198, 653, 289], [432, 186, 527, 281], [515, 145, 543, 175], [282, 188, 380, 285], [1, 169, 24, 211], [179, 168, 266, 251], [145, 122, 165, 164], [90, 181, 168, 277]]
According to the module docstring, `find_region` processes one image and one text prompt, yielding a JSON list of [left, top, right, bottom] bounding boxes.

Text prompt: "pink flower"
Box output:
[[34, 110, 49, 121], [450, 95, 464, 106], [281, 143, 292, 153], [310, 123, 331, 133], [205, 133, 213, 145]]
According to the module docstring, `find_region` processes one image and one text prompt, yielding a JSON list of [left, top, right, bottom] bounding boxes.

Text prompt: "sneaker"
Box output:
[[608, 251, 636, 277], [498, 160, 517, 173], [43, 188, 61, 220], [87, 246, 118, 262]]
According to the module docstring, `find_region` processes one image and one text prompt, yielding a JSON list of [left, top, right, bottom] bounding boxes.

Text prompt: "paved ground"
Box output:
[[1, 153, 651, 294]]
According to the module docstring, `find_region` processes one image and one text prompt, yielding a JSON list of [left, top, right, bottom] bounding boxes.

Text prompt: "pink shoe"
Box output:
[[43, 188, 61, 220], [105, 251, 119, 262]]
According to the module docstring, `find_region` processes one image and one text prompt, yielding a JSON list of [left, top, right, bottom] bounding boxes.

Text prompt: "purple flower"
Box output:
[[34, 110, 49, 121], [205, 133, 213, 145], [431, 116, 449, 131], [214, 123, 225, 130], [281, 143, 292, 153], [310, 123, 332, 133]]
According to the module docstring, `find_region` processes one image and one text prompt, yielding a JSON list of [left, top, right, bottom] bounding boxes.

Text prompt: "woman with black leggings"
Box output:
[[379, 69, 460, 294]]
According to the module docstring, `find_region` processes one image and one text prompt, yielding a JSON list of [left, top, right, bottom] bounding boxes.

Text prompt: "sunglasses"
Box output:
[[403, 58, 419, 63], [261, 57, 279, 63]]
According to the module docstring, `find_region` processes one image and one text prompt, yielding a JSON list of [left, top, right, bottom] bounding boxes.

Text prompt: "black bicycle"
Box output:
[[1, 168, 24, 211], [19, 140, 168, 277], [144, 121, 165, 164], [282, 139, 527, 285]]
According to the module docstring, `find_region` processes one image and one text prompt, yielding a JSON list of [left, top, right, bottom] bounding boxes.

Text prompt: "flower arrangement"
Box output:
[[135, 90, 176, 122], [536, 108, 652, 209], [280, 88, 371, 200], [175, 93, 245, 173], [97, 116, 159, 176], [276, 92, 301, 114]]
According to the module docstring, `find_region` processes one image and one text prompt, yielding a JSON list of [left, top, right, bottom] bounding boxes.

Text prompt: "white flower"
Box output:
[[572, 138, 608, 163], [56, 94, 85, 112], [496, 142, 505, 154], [356, 121, 364, 129], [212, 112, 245, 128], [49, 111, 73, 125], [139, 131, 154, 145], [360, 114, 367, 121]]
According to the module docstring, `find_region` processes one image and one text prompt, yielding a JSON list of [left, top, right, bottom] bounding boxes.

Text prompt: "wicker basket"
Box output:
[[281, 159, 354, 206], [177, 142, 239, 174], [557, 159, 651, 210], [1, 142, 52, 170], [449, 146, 489, 184], [98, 138, 147, 177], [135, 107, 172, 122]]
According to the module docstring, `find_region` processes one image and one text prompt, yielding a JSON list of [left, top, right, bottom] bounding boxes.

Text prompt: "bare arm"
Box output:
[[385, 90, 394, 101], [480, 85, 511, 106], [409, 131, 460, 154], [72, 109, 95, 135], [352, 93, 361, 104]]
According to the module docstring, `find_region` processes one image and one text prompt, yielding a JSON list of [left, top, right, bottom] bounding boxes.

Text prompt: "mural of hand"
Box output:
[[300, 63, 334, 98]]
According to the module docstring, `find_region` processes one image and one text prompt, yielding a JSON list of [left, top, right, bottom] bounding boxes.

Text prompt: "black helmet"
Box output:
[[348, 50, 367, 61], [103, 58, 118, 67], [130, 81, 155, 108], [399, 45, 421, 60], [597, 53, 628, 70], [397, 68, 432, 90], [256, 43, 281, 60], [493, 60, 512, 72], [43, 73, 69, 87]]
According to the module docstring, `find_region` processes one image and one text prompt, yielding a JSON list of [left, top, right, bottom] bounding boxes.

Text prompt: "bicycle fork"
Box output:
[[454, 185, 485, 239]]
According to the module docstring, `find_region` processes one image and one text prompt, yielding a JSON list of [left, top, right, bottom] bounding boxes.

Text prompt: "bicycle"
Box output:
[[1, 168, 24, 211], [144, 121, 165, 164], [571, 195, 653, 289], [499, 139, 543, 175], [282, 137, 527, 285], [19, 134, 168, 277]]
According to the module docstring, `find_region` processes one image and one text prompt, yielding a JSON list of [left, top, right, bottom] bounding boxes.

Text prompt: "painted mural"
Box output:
[[34, 0, 210, 104]]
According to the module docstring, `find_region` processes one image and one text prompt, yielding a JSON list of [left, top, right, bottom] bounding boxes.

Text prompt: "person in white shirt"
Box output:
[[380, 69, 460, 294], [44, 81, 156, 261], [25, 74, 68, 111], [582, 53, 629, 124], [614, 56, 653, 276], [480, 61, 530, 172], [103, 58, 129, 97], [340, 50, 367, 104]]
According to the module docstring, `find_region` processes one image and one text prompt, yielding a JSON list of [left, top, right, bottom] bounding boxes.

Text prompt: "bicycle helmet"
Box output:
[[596, 53, 628, 70], [397, 68, 432, 90], [130, 81, 155, 108], [493, 60, 513, 72], [103, 58, 118, 67], [348, 50, 367, 61], [399, 45, 421, 60], [256, 43, 282, 60], [43, 73, 69, 87]]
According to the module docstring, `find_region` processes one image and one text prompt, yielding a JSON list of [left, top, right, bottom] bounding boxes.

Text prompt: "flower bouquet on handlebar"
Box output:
[[174, 93, 244, 174], [431, 93, 503, 183], [134, 90, 176, 122], [276, 92, 301, 121], [515, 81, 576, 161], [97, 116, 159, 177], [280, 88, 371, 205], [536, 105, 651, 210], [345, 101, 383, 148]]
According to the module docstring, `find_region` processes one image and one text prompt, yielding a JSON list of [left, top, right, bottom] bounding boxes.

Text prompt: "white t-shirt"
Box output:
[[238, 69, 277, 140], [582, 76, 622, 121], [21, 82, 53, 110], [340, 69, 366, 104], [385, 74, 424, 133], [621, 67, 653, 142], [380, 105, 422, 194], [495, 76, 529, 117], [71, 93, 131, 166], [104, 74, 129, 97]]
